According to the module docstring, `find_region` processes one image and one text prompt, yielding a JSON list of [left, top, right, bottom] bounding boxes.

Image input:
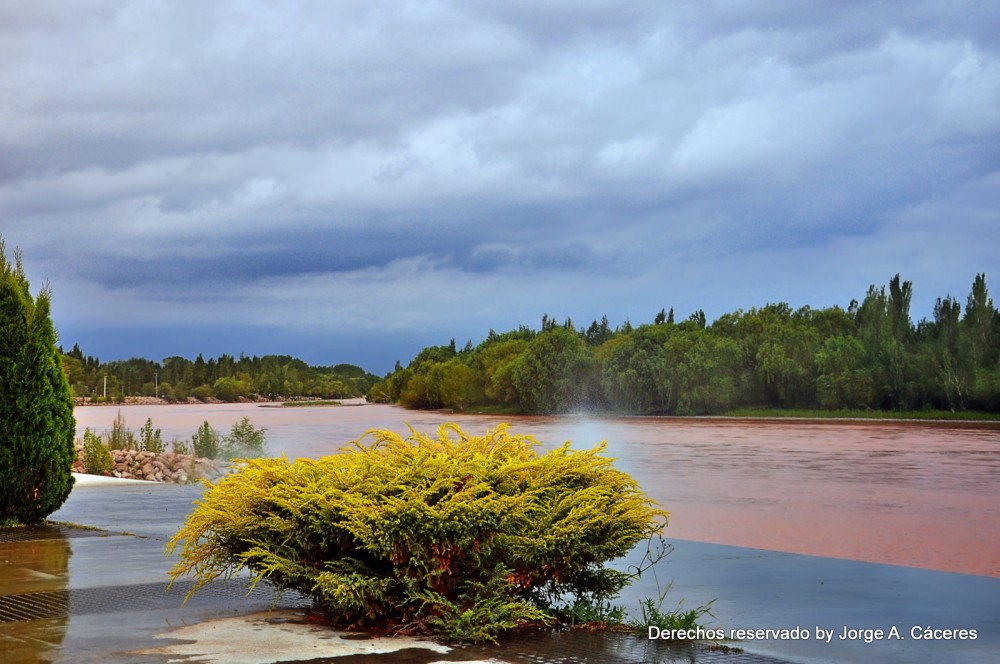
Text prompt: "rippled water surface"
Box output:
[[75, 403, 1000, 577]]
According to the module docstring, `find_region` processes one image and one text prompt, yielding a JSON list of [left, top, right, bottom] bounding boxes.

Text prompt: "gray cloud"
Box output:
[[1, 1, 997, 371]]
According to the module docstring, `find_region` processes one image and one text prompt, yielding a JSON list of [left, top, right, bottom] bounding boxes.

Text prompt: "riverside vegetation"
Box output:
[[372, 274, 1000, 416], [77, 411, 268, 483], [60, 347, 379, 404], [167, 424, 671, 643]]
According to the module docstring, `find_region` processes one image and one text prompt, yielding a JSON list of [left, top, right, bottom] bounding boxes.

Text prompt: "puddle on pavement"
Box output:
[[0, 528, 70, 663], [132, 609, 745, 664], [132, 609, 458, 663], [0, 536, 72, 597], [0, 617, 69, 664]]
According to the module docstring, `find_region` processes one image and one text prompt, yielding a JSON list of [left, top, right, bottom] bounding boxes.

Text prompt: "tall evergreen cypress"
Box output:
[[0, 238, 76, 525]]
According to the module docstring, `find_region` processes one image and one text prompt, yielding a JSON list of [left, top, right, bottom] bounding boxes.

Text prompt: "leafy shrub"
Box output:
[[191, 421, 220, 459], [192, 385, 213, 402], [139, 418, 164, 454], [107, 410, 136, 450], [221, 416, 267, 459], [629, 581, 716, 639], [167, 424, 667, 643], [82, 429, 113, 475]]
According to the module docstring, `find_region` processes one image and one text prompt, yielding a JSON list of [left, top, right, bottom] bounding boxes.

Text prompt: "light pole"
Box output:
[[103, 375, 107, 400], [154, 371, 159, 399]]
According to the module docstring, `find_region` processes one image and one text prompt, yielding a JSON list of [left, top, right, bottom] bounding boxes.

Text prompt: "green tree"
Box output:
[[139, 417, 164, 454], [964, 274, 997, 369], [192, 421, 220, 459], [815, 336, 873, 409], [476, 339, 529, 405], [661, 330, 740, 414], [584, 315, 614, 346], [930, 295, 970, 409], [856, 279, 913, 409], [601, 325, 672, 413], [509, 328, 599, 413], [222, 416, 267, 459], [0, 238, 77, 525], [436, 359, 481, 411], [212, 376, 249, 402]]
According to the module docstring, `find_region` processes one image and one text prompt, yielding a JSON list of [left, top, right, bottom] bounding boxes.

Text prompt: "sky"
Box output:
[[2, 1, 998, 375]]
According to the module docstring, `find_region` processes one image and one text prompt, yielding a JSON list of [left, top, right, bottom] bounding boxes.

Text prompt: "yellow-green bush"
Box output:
[[166, 424, 667, 642]]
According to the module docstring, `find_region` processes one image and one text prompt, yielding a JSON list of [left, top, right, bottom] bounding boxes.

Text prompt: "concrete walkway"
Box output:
[[0, 476, 994, 662]]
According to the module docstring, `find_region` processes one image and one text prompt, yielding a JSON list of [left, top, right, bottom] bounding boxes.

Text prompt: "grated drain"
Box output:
[[0, 578, 311, 623]]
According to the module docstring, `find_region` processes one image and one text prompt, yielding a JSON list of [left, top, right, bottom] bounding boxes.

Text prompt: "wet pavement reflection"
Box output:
[[0, 527, 70, 663]]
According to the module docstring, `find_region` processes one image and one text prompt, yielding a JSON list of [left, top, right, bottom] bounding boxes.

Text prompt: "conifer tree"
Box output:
[[0, 238, 76, 525]]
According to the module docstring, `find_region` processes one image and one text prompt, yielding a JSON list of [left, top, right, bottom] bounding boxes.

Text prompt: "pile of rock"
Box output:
[[73, 446, 229, 484]]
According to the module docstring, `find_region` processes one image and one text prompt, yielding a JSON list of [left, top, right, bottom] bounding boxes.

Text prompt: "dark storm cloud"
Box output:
[[1, 1, 997, 368]]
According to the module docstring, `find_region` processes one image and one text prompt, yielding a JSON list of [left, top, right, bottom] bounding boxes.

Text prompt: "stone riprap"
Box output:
[[72, 445, 228, 484]]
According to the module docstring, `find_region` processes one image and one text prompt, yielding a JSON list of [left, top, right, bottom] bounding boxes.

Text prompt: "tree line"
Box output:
[[371, 274, 1000, 415], [59, 348, 381, 403]]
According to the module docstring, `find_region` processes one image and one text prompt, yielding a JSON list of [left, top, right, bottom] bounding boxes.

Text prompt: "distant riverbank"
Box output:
[[455, 405, 1000, 424], [74, 396, 368, 407], [719, 407, 1000, 422]]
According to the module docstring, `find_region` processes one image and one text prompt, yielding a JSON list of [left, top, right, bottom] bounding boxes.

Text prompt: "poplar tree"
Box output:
[[0, 238, 76, 525]]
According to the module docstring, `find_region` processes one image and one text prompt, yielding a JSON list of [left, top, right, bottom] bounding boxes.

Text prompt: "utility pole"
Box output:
[[103, 375, 107, 400], [154, 371, 159, 399]]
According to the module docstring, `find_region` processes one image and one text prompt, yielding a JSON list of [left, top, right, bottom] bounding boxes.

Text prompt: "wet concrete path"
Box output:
[[0, 478, 995, 662]]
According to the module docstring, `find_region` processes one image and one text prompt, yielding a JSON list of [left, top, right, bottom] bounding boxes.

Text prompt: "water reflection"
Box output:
[[0, 528, 70, 663], [74, 404, 1000, 577]]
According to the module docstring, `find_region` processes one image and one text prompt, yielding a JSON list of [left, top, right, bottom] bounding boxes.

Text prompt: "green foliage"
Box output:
[[661, 331, 740, 415], [601, 327, 673, 413], [815, 336, 873, 409], [629, 582, 716, 639], [377, 273, 999, 416], [221, 416, 267, 459], [107, 410, 136, 450], [58, 349, 381, 405], [508, 328, 601, 413], [191, 421, 220, 459], [82, 428, 113, 475], [139, 418, 165, 454], [561, 596, 626, 627], [212, 376, 248, 402], [167, 424, 667, 643], [192, 385, 213, 402], [0, 238, 76, 525]]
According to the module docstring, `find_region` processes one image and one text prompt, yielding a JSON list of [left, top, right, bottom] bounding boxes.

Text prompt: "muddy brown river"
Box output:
[[74, 403, 1000, 578]]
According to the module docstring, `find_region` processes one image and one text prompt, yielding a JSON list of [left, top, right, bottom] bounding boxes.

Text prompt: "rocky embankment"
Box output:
[[73, 446, 228, 484]]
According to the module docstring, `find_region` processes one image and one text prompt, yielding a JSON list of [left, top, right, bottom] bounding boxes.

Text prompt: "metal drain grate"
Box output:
[[0, 590, 70, 622], [0, 578, 311, 623]]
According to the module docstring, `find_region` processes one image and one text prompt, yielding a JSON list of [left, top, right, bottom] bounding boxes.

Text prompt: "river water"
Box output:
[[74, 403, 1000, 578]]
